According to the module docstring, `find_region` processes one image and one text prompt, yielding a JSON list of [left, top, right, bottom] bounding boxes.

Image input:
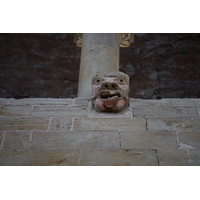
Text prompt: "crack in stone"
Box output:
[[118, 131, 122, 149], [0, 131, 6, 150], [152, 149, 160, 166]]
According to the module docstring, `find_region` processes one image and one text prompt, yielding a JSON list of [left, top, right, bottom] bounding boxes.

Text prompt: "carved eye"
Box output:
[[93, 77, 103, 85], [116, 77, 126, 84]]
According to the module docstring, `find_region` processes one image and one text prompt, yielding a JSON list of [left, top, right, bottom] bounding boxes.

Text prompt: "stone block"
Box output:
[[79, 149, 158, 166], [49, 117, 72, 131], [89, 107, 133, 118], [2, 131, 31, 150], [73, 117, 146, 131], [157, 149, 200, 166], [30, 130, 120, 150], [0, 98, 9, 106], [8, 98, 73, 106], [130, 98, 200, 107], [0, 106, 32, 118], [147, 117, 200, 131], [0, 150, 80, 166], [74, 98, 90, 106], [133, 106, 198, 118], [120, 131, 177, 149], [31, 105, 88, 117], [0, 117, 49, 131], [178, 131, 200, 149]]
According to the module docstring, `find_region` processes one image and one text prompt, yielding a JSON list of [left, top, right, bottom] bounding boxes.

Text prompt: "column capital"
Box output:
[[74, 33, 134, 47]]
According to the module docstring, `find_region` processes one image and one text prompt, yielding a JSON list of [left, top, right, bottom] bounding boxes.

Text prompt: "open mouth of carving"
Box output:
[[99, 91, 122, 99]]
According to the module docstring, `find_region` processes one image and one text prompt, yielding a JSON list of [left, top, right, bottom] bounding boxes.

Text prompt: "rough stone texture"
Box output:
[[157, 149, 200, 166], [32, 105, 88, 117], [0, 117, 49, 131], [0, 98, 200, 166], [177, 131, 200, 149], [8, 98, 74, 106], [30, 131, 120, 150], [1, 34, 200, 99], [79, 149, 158, 166], [2, 131, 31, 150], [120, 131, 177, 149], [0, 150, 80, 166], [147, 117, 200, 131], [49, 117, 72, 131], [73, 117, 146, 131], [0, 106, 32, 118], [133, 106, 198, 118]]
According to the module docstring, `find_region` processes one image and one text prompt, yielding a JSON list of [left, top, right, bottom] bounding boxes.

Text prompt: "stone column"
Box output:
[[75, 33, 134, 98], [77, 33, 120, 98]]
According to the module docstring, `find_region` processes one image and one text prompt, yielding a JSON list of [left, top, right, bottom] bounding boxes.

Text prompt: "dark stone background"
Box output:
[[0, 33, 200, 99]]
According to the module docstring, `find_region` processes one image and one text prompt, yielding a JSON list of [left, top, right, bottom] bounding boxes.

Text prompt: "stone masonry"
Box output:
[[0, 98, 200, 166]]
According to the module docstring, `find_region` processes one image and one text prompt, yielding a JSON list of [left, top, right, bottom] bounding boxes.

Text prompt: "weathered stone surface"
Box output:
[[30, 131, 120, 150], [133, 106, 198, 118], [0, 106, 32, 118], [0, 98, 9, 106], [32, 105, 88, 117], [49, 117, 72, 131], [130, 98, 200, 107], [74, 98, 90, 106], [0, 118, 49, 131], [158, 149, 200, 166], [73, 117, 146, 131], [178, 131, 200, 149], [0, 150, 80, 166], [8, 98, 73, 106], [2, 131, 31, 150], [120, 131, 177, 149], [79, 149, 158, 166], [0, 131, 4, 150], [147, 117, 200, 131], [89, 107, 133, 118]]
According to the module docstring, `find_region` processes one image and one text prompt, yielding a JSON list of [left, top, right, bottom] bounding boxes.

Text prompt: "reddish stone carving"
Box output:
[[92, 72, 129, 112]]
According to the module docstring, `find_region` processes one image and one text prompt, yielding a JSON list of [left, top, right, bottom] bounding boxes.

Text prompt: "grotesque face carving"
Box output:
[[92, 72, 129, 112]]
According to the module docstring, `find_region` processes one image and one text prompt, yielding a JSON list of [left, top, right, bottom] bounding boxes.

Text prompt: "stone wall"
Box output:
[[1, 33, 200, 99], [0, 98, 200, 166]]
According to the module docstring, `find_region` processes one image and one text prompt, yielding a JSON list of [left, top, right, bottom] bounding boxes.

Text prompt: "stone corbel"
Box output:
[[74, 33, 134, 47]]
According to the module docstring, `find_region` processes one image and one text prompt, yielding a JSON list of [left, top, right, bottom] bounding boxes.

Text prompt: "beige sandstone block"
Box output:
[[0, 150, 80, 166], [0, 117, 49, 131], [120, 130, 177, 149], [2, 131, 31, 150], [8, 98, 73, 106], [133, 106, 198, 118], [0, 106, 32, 118], [73, 117, 146, 131], [147, 117, 200, 131], [32, 105, 88, 117], [79, 149, 158, 166], [157, 149, 200, 166], [178, 131, 200, 149], [30, 130, 120, 150]]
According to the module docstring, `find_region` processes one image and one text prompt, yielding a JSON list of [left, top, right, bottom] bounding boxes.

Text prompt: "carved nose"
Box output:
[[102, 82, 119, 90]]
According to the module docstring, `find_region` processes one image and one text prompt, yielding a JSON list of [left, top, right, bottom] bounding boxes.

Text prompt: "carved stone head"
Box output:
[[92, 71, 129, 112]]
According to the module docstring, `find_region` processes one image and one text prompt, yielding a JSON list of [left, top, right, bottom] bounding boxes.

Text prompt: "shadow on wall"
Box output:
[[0, 33, 200, 99]]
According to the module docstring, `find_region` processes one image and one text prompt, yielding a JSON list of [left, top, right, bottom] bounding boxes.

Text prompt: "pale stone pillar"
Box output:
[[77, 33, 120, 98]]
